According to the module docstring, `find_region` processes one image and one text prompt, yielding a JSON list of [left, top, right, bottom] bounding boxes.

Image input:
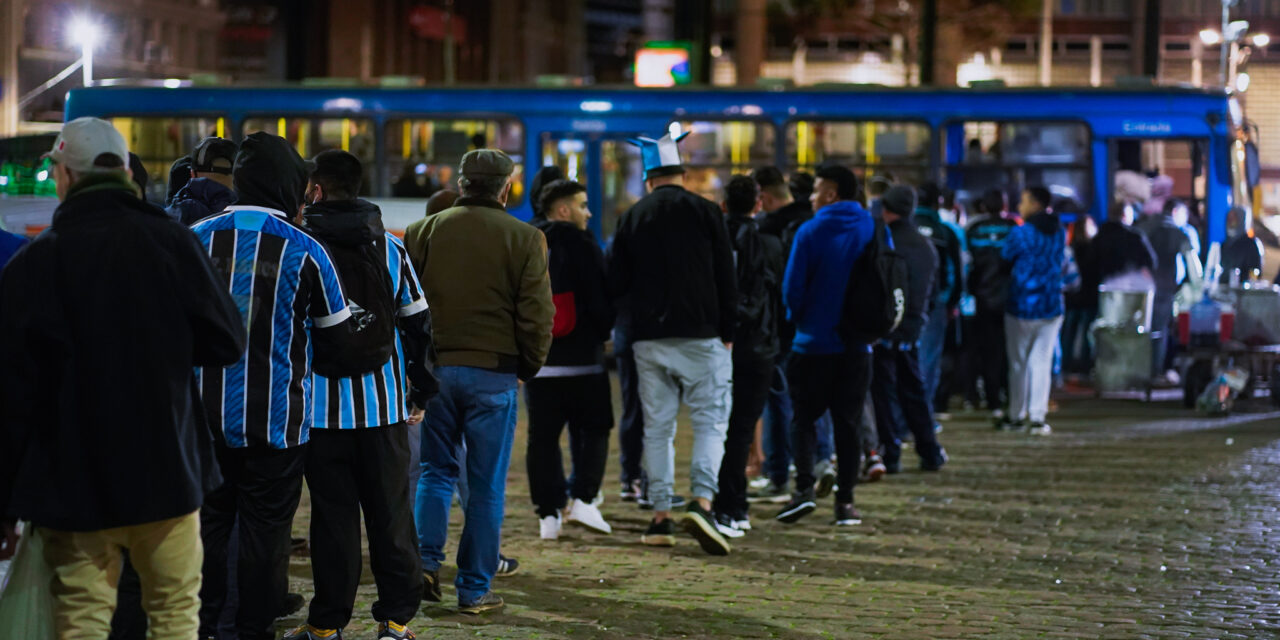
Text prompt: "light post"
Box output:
[[68, 16, 101, 87]]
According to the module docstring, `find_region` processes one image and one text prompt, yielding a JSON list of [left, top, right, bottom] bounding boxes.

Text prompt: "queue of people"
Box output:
[[0, 115, 1207, 640]]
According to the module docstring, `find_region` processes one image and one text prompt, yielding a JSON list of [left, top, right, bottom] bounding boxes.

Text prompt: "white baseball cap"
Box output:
[[46, 117, 129, 174]]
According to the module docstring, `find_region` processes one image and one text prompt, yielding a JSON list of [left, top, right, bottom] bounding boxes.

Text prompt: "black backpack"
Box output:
[[312, 238, 397, 377], [839, 219, 908, 343]]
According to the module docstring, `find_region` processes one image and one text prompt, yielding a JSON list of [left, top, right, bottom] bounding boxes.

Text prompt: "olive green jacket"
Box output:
[[404, 196, 554, 381]]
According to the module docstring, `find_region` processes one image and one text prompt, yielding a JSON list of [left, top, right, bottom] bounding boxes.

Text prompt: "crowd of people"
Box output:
[[0, 116, 1226, 640]]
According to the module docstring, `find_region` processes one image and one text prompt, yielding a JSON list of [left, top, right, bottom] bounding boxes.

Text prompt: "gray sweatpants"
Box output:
[[1005, 314, 1063, 424], [633, 337, 733, 512]]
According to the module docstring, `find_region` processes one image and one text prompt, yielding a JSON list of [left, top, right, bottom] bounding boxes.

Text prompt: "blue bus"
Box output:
[[20, 84, 1254, 243]]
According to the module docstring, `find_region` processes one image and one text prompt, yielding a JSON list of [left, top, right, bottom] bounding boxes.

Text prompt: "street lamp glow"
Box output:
[[1236, 72, 1251, 92], [1253, 33, 1270, 48], [1200, 29, 1222, 45], [68, 16, 101, 51]]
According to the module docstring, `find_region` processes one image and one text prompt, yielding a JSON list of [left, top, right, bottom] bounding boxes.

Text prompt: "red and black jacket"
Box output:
[[532, 218, 615, 367]]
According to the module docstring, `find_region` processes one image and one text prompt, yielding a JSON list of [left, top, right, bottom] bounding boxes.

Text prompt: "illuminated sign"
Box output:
[[635, 41, 692, 87]]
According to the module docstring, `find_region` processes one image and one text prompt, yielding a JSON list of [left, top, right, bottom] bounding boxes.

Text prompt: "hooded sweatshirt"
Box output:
[[234, 131, 310, 216], [167, 177, 237, 226], [531, 217, 614, 369], [1001, 211, 1067, 320], [783, 199, 875, 354]]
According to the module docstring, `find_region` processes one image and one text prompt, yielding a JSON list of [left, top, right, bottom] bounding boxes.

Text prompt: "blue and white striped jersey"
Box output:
[[312, 233, 428, 429], [192, 206, 351, 449]]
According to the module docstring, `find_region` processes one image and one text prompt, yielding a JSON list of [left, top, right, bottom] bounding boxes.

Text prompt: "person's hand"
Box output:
[[0, 520, 20, 561], [723, 341, 734, 351], [407, 407, 425, 426]]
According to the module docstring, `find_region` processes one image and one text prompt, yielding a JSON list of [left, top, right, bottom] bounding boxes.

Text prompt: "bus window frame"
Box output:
[[238, 111, 381, 196], [780, 116, 935, 182], [664, 116, 781, 171], [101, 112, 231, 198], [940, 117, 1096, 214], [381, 112, 527, 200]]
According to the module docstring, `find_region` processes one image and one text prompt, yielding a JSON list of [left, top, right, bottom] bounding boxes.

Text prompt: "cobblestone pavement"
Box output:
[[282, 392, 1280, 639]]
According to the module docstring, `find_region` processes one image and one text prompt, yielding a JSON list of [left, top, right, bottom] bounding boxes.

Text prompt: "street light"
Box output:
[[1201, 29, 1222, 45], [67, 16, 102, 87], [1253, 33, 1270, 48]]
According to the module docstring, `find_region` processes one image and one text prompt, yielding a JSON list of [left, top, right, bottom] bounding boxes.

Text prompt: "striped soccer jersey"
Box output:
[[192, 205, 351, 449], [312, 233, 428, 429]]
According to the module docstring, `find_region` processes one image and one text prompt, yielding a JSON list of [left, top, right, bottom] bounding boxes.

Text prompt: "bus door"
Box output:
[[538, 131, 644, 242], [1110, 138, 1208, 223]]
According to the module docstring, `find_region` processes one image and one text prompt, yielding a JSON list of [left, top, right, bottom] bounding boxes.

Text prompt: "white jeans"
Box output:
[[633, 337, 733, 512], [1005, 314, 1063, 424]]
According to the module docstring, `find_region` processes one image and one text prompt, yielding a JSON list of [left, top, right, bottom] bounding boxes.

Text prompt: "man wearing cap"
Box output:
[[0, 117, 246, 637], [607, 132, 737, 556], [869, 185, 948, 474], [403, 149, 554, 615], [168, 136, 238, 226], [191, 132, 374, 640]]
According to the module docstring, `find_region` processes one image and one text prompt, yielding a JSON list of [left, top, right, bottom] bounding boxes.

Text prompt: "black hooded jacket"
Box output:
[[727, 212, 781, 363], [303, 198, 438, 407], [531, 217, 614, 367], [167, 177, 237, 226], [886, 217, 939, 343], [756, 200, 811, 352], [234, 131, 310, 216], [1092, 220, 1157, 289]]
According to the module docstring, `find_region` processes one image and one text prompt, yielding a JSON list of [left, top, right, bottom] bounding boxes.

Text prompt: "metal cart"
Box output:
[[1181, 342, 1280, 409]]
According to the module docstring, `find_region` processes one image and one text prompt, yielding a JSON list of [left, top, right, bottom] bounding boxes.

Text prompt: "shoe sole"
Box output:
[[495, 566, 519, 577], [747, 494, 791, 504], [775, 501, 816, 524], [814, 473, 836, 499], [641, 534, 676, 547], [566, 518, 613, 535], [714, 524, 745, 539], [681, 513, 731, 556], [458, 601, 503, 615], [864, 467, 886, 483], [833, 517, 862, 526]]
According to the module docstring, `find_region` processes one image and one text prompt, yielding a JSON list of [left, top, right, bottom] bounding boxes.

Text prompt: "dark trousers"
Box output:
[[305, 424, 422, 629], [200, 444, 306, 640], [871, 343, 945, 469], [975, 310, 1008, 411], [713, 356, 774, 517], [614, 326, 646, 486], [788, 349, 872, 504], [525, 373, 615, 518]]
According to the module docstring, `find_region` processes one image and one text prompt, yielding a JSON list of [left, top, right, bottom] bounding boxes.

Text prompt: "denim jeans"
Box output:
[[613, 324, 646, 486], [633, 337, 732, 512], [920, 306, 949, 407], [763, 361, 836, 487], [414, 366, 518, 605], [1060, 307, 1096, 376]]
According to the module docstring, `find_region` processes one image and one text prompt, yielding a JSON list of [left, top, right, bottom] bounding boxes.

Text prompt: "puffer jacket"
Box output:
[[1002, 211, 1067, 320]]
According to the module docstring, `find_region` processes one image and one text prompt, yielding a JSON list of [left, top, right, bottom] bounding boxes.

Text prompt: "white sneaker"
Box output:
[[714, 519, 745, 538], [590, 492, 604, 507], [1027, 422, 1052, 436], [539, 514, 561, 540], [732, 517, 751, 531], [565, 499, 612, 534]]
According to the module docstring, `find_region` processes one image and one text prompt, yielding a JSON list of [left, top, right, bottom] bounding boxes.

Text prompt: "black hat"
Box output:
[[882, 185, 917, 217], [191, 137, 237, 174]]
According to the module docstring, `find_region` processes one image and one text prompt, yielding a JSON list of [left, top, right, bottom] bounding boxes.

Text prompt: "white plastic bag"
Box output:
[[0, 523, 57, 640]]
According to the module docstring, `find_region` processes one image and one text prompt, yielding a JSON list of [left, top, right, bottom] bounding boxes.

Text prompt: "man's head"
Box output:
[[723, 175, 761, 217], [46, 117, 131, 201], [916, 182, 941, 211], [789, 171, 814, 206], [457, 149, 514, 204], [980, 187, 1006, 217], [867, 175, 893, 199], [1019, 185, 1052, 218], [540, 179, 591, 230], [425, 189, 460, 217], [880, 185, 917, 222], [645, 171, 684, 192], [811, 164, 859, 211], [232, 132, 311, 216], [190, 137, 236, 189], [751, 166, 791, 212], [306, 149, 363, 204]]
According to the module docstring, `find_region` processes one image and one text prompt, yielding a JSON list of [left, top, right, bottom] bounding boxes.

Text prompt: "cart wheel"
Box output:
[[1184, 360, 1212, 409]]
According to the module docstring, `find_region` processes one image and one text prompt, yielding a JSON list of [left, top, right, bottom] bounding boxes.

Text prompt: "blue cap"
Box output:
[[627, 131, 689, 179]]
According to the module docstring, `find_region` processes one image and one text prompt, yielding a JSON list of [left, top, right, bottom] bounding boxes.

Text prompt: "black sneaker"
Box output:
[[921, 447, 948, 472], [641, 518, 677, 546], [775, 493, 817, 524], [681, 503, 731, 556], [458, 591, 504, 615], [495, 554, 519, 577], [747, 481, 790, 503], [277, 592, 305, 619], [833, 502, 862, 526], [814, 464, 837, 499], [619, 479, 643, 502], [712, 511, 746, 539], [422, 570, 442, 602], [637, 493, 686, 510]]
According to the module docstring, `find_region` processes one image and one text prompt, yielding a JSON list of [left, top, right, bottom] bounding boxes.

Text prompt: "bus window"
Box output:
[[785, 120, 931, 185], [242, 117, 376, 195], [944, 121, 1091, 213], [600, 139, 644, 239], [539, 133, 587, 183], [671, 120, 775, 203], [385, 118, 524, 206], [110, 116, 226, 203]]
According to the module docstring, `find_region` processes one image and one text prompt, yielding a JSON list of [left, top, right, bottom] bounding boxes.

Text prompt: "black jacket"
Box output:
[[0, 174, 245, 531], [887, 217, 939, 343], [532, 218, 615, 367], [1093, 221, 1157, 287], [303, 198, 439, 407], [727, 212, 781, 363], [1065, 239, 1100, 310], [166, 177, 237, 226], [1134, 214, 1193, 297], [757, 200, 811, 352], [965, 215, 1019, 315], [608, 184, 737, 342]]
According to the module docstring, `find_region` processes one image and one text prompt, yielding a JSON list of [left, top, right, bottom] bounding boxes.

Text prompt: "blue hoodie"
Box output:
[[166, 177, 237, 226], [1002, 211, 1066, 319], [783, 200, 875, 354]]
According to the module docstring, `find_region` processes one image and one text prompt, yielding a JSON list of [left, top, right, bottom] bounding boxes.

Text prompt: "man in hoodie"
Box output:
[[774, 164, 874, 527], [714, 175, 782, 535], [965, 188, 1019, 424], [0, 117, 245, 638], [869, 186, 947, 473], [283, 151, 435, 640], [192, 133, 369, 640], [1000, 186, 1067, 436], [168, 137, 238, 226], [526, 179, 616, 541], [912, 183, 965, 413], [608, 132, 737, 556]]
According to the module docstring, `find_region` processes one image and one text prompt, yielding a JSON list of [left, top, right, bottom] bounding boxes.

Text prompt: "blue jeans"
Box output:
[[920, 306, 949, 408], [762, 361, 835, 487], [414, 366, 517, 605]]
